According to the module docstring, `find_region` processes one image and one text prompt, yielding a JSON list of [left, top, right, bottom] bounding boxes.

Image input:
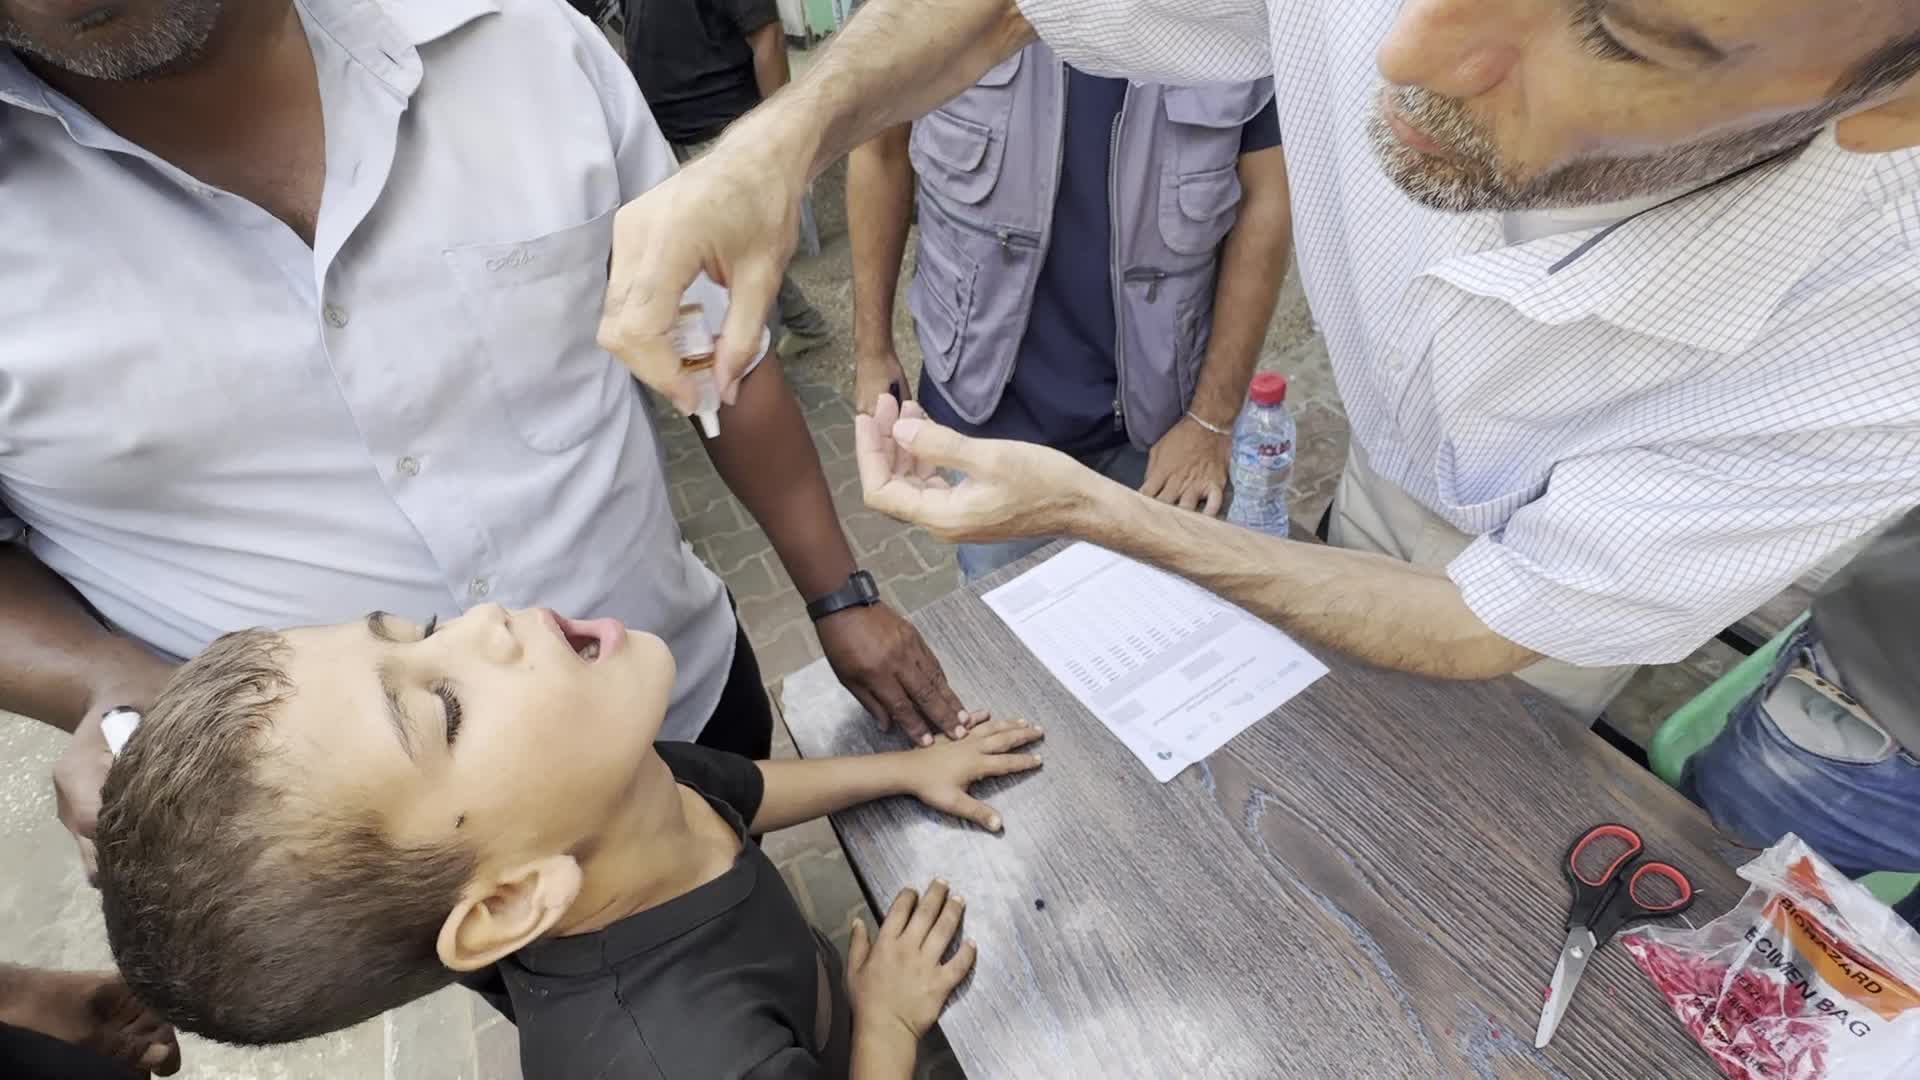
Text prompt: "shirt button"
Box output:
[[397, 456, 420, 477], [324, 304, 350, 329], [468, 578, 491, 599]]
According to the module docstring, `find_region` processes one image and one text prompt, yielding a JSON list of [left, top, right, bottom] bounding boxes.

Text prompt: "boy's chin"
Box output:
[[610, 629, 673, 680]]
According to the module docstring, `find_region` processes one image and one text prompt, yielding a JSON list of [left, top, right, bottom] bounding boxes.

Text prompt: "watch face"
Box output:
[[101, 707, 144, 755]]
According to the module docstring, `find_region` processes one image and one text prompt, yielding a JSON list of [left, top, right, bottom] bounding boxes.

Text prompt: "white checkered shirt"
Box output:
[[1016, 0, 1920, 666]]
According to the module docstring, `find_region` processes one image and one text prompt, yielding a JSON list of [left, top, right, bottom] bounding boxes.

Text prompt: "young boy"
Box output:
[[93, 604, 1044, 1078]]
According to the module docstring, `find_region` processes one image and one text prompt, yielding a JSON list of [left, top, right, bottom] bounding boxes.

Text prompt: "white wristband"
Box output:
[[1185, 410, 1231, 436]]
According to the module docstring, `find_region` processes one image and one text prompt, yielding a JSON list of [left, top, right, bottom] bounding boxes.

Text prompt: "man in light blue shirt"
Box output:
[[0, 0, 974, 877]]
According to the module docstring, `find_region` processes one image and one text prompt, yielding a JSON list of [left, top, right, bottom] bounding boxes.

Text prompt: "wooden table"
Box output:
[[780, 544, 1745, 1079]]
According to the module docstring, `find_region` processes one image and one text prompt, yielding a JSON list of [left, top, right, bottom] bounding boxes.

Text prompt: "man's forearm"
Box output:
[[1189, 148, 1292, 426], [747, 23, 791, 100], [700, 353, 859, 599], [0, 546, 172, 732], [721, 0, 1033, 182], [751, 753, 913, 833], [848, 125, 915, 359], [1065, 481, 1540, 680]]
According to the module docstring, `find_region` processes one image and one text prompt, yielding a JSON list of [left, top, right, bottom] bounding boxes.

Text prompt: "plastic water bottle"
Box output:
[[1226, 372, 1295, 537]]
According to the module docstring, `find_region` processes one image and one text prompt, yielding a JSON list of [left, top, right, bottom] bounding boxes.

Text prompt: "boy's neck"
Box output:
[[549, 749, 741, 937]]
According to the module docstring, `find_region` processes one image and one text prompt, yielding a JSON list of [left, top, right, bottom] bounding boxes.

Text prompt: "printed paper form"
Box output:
[[983, 543, 1328, 782]]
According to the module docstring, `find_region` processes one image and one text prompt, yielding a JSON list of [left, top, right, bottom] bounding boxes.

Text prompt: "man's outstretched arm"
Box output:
[[1073, 477, 1541, 679], [853, 401, 1542, 681]]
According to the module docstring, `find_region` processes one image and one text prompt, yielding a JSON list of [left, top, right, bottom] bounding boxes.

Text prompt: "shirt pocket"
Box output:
[[909, 52, 1022, 206], [445, 207, 626, 453]]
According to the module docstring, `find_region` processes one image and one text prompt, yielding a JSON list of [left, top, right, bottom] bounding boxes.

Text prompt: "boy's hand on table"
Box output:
[[903, 718, 1043, 832], [847, 880, 975, 1045]]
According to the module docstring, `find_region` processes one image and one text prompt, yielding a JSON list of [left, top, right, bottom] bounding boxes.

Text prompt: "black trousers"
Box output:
[[692, 615, 774, 761], [461, 606, 773, 1023]]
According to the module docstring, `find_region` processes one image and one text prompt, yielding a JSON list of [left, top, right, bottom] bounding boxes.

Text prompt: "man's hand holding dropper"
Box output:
[[593, 0, 1035, 410]]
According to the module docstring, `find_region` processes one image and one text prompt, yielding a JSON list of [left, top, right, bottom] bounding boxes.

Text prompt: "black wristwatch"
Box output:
[[806, 570, 881, 621]]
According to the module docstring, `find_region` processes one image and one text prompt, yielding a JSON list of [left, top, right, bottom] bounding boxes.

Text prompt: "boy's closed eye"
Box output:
[[366, 611, 464, 757]]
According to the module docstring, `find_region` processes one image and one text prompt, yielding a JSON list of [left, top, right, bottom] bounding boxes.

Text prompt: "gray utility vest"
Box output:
[[906, 43, 1274, 448]]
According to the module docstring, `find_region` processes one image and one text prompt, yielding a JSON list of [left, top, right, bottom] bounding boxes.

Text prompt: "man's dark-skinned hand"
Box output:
[[697, 352, 983, 747], [814, 602, 985, 746]]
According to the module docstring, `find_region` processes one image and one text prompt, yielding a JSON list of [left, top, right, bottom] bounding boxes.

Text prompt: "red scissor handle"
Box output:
[[1588, 859, 1697, 946], [1626, 861, 1694, 912], [1567, 824, 1642, 887], [1562, 823, 1644, 931]]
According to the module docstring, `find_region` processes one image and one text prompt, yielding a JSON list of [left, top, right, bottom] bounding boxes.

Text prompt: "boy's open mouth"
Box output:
[[543, 611, 626, 663]]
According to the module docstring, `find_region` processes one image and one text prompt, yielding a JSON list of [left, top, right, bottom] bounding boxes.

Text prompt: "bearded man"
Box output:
[[595, 0, 1920, 882]]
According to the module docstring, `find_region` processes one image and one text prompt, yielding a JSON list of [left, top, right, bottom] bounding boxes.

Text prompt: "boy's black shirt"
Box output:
[[502, 742, 851, 1079]]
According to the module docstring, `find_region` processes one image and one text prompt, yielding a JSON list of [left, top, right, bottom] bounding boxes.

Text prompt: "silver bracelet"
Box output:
[[1185, 410, 1232, 436]]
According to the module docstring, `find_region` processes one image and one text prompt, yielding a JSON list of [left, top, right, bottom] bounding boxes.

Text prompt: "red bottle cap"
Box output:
[[1248, 372, 1288, 406]]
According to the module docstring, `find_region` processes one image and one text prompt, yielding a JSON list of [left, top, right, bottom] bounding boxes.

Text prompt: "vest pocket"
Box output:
[[1161, 82, 1270, 173], [1158, 164, 1244, 255], [909, 51, 1022, 206], [910, 110, 1005, 206], [445, 207, 625, 453], [908, 236, 975, 382]]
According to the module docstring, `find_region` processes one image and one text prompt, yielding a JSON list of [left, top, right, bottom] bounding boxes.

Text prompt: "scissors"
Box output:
[[1534, 822, 1695, 1049]]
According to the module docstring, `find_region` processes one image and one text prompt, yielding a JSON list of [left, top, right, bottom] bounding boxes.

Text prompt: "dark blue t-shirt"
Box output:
[[921, 68, 1281, 457]]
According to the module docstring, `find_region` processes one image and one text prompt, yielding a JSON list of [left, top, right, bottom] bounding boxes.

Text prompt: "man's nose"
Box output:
[[1377, 0, 1529, 100]]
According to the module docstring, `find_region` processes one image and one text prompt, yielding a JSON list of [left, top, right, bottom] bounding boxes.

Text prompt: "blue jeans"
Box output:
[[1681, 623, 1920, 927], [955, 444, 1150, 582]]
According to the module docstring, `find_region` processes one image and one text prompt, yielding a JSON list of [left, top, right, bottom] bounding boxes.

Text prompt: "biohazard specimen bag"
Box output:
[[1622, 835, 1920, 1079]]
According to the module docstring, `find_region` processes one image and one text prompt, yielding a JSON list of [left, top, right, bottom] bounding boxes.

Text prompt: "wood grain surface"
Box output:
[[782, 544, 1747, 1079]]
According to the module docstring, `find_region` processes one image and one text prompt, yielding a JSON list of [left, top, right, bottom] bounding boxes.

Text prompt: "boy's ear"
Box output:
[[436, 855, 583, 972]]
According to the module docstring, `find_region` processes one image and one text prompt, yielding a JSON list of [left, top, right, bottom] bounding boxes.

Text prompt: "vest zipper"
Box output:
[[1108, 94, 1129, 437], [995, 227, 1039, 255], [998, 64, 1070, 390], [1122, 269, 1167, 302]]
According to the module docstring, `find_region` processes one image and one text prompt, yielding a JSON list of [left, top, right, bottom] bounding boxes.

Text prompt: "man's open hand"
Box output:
[[598, 134, 804, 414], [854, 394, 1097, 543]]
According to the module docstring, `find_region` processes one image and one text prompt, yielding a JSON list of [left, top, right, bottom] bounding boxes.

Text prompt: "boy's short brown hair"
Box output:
[[96, 628, 476, 1045]]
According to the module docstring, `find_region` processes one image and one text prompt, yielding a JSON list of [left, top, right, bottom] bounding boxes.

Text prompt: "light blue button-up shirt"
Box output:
[[0, 0, 759, 739]]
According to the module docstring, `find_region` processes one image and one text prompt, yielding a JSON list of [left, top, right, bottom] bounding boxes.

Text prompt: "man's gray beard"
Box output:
[[1368, 83, 1839, 213], [0, 0, 222, 81]]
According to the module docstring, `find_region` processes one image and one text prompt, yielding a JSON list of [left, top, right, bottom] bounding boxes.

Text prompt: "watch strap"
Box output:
[[806, 570, 881, 621]]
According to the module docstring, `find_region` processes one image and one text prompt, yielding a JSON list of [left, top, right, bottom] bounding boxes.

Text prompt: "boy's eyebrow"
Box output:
[[365, 610, 397, 642], [375, 661, 418, 762]]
